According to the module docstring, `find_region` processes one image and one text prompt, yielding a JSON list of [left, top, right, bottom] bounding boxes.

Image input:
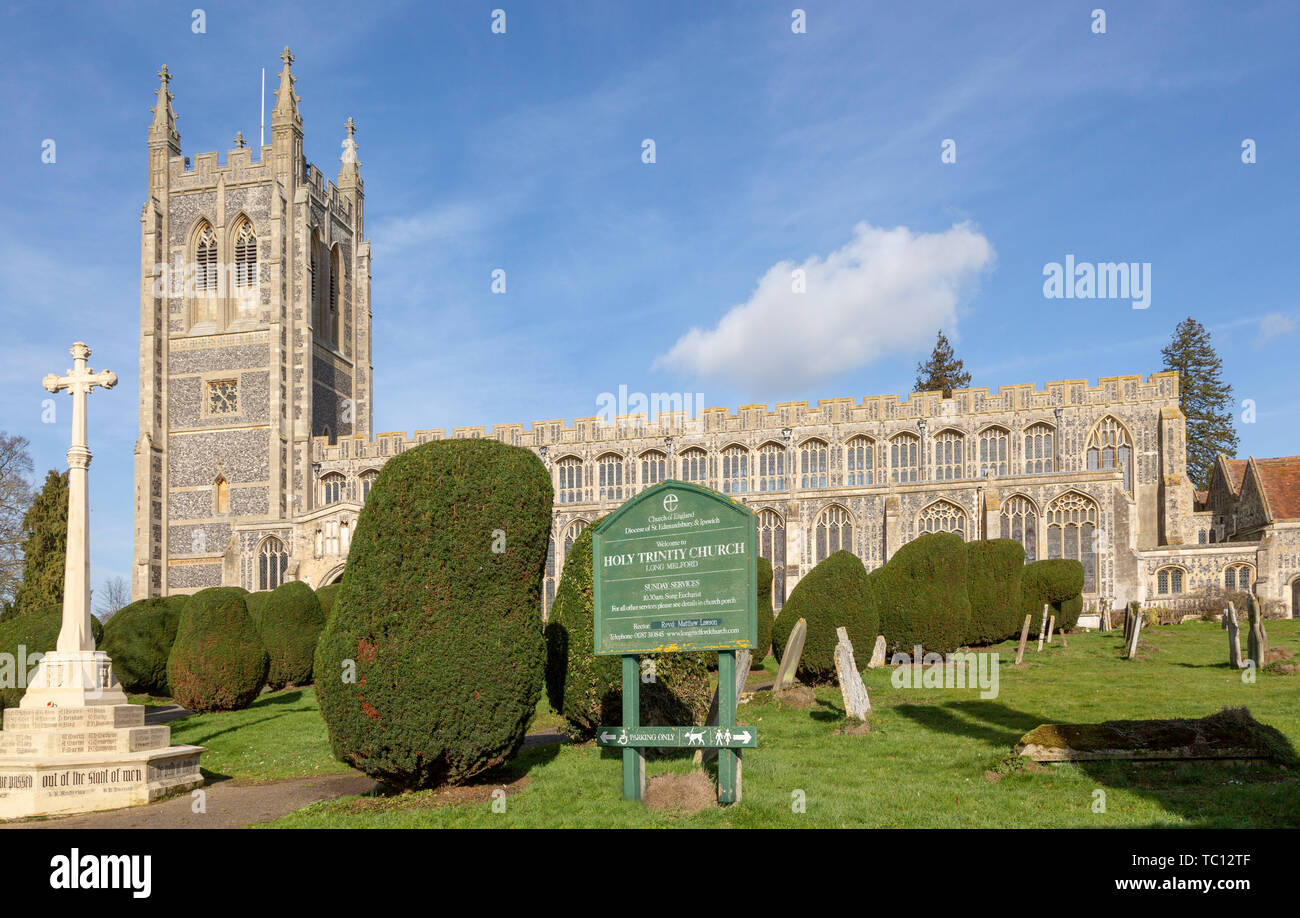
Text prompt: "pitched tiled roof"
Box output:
[[1223, 458, 1248, 494], [1253, 457, 1300, 521]]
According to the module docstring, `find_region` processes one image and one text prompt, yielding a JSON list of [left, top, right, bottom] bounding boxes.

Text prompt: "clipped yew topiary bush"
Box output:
[[755, 555, 774, 662], [99, 595, 187, 695], [0, 604, 104, 711], [315, 583, 342, 623], [315, 439, 549, 789], [1020, 559, 1085, 632], [545, 522, 712, 737], [255, 580, 326, 689], [243, 590, 272, 631], [873, 532, 971, 655], [771, 550, 875, 683], [964, 538, 1027, 645], [166, 587, 269, 713]]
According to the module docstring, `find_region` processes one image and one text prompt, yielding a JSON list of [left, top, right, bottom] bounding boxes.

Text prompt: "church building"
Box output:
[[131, 53, 1300, 621]]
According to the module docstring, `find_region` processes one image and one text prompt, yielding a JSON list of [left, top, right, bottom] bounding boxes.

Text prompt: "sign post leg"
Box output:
[[621, 654, 643, 802], [717, 650, 739, 804]]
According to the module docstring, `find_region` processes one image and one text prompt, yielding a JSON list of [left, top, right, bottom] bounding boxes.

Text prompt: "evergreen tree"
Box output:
[[914, 330, 972, 396], [1160, 317, 1238, 490], [12, 470, 68, 614]]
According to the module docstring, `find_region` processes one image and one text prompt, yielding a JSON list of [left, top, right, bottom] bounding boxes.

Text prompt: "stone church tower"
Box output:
[[133, 49, 373, 599]]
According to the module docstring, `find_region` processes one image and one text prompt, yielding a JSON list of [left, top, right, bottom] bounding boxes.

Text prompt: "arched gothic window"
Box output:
[[721, 446, 749, 495], [360, 469, 378, 500], [815, 505, 852, 563], [1224, 564, 1252, 592], [846, 437, 874, 486], [543, 535, 556, 619], [557, 456, 583, 504], [193, 223, 219, 324], [680, 448, 707, 485], [1156, 566, 1184, 596], [999, 495, 1037, 561], [758, 509, 786, 610], [1024, 423, 1055, 474], [1086, 417, 1133, 492], [918, 499, 966, 539], [1046, 492, 1099, 592], [321, 473, 344, 505], [598, 453, 625, 501], [933, 430, 964, 481], [800, 440, 828, 489], [978, 427, 1008, 477], [757, 442, 786, 492], [891, 433, 919, 483], [640, 451, 666, 491], [258, 536, 288, 591], [564, 519, 588, 557], [214, 475, 229, 515], [232, 220, 257, 321], [328, 243, 342, 347]]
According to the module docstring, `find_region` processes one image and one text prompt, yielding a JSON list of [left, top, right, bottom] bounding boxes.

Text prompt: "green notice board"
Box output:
[[592, 480, 757, 656]]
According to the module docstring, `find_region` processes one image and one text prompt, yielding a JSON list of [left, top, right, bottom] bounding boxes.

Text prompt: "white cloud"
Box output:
[[653, 222, 994, 389], [1256, 312, 1297, 346]]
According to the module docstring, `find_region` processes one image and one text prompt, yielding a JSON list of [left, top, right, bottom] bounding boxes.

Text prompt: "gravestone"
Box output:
[[1015, 614, 1032, 665], [1036, 604, 1049, 652], [1225, 603, 1244, 670], [1246, 595, 1267, 669], [1126, 610, 1144, 660], [1047, 615, 1056, 644], [1059, 628, 1068, 649], [833, 627, 871, 721], [775, 618, 807, 691], [867, 635, 887, 669]]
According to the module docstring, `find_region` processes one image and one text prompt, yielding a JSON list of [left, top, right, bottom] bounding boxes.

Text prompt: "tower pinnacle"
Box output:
[[272, 46, 301, 127], [149, 64, 180, 150], [340, 116, 361, 177]]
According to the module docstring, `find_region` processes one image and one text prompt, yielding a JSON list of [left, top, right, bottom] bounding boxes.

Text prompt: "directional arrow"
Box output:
[[599, 731, 621, 744], [734, 730, 751, 743]]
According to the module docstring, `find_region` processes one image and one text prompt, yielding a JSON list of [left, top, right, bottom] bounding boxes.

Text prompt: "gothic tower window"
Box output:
[[758, 509, 786, 609], [598, 453, 625, 501], [232, 219, 257, 320], [721, 445, 749, 495], [1025, 423, 1055, 473], [329, 243, 342, 347], [978, 427, 1009, 477], [258, 536, 288, 591], [800, 439, 828, 489], [918, 499, 967, 538], [557, 456, 584, 504], [933, 430, 964, 481], [999, 494, 1038, 561], [321, 472, 344, 505], [680, 448, 707, 486], [846, 436, 874, 486], [639, 450, 666, 491], [1046, 491, 1099, 592], [193, 222, 219, 325], [815, 505, 852, 563], [757, 442, 786, 492], [1086, 416, 1133, 492], [891, 433, 919, 484]]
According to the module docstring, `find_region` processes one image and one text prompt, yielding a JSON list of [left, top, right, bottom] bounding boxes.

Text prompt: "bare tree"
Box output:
[[95, 575, 131, 621], [0, 432, 34, 609]]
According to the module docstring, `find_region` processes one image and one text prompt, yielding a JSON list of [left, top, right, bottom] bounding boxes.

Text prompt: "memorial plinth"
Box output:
[[0, 343, 204, 820]]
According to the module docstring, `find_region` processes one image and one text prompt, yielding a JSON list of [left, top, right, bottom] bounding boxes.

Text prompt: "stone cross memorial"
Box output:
[[0, 344, 204, 820]]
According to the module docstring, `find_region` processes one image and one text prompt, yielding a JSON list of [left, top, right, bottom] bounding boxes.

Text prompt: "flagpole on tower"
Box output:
[[260, 67, 265, 148]]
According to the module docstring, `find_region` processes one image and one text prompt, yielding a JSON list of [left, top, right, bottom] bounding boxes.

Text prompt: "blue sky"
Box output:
[[0, 1, 1296, 594]]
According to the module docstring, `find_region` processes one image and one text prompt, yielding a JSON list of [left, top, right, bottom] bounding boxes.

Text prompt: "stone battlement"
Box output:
[[312, 372, 1180, 462]]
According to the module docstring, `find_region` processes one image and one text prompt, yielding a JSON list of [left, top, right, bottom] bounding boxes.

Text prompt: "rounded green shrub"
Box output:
[[0, 604, 104, 711], [873, 532, 971, 655], [770, 550, 875, 683], [755, 556, 774, 662], [315, 439, 549, 789], [315, 583, 342, 623], [1020, 559, 1085, 632], [255, 580, 325, 689], [99, 595, 188, 695], [166, 586, 269, 712], [545, 522, 712, 736], [243, 590, 272, 630], [964, 539, 1027, 645]]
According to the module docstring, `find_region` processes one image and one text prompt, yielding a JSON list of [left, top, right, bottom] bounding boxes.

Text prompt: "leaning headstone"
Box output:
[[1225, 602, 1244, 670], [775, 618, 807, 691], [1015, 614, 1032, 665], [867, 634, 887, 669], [833, 627, 871, 721], [1126, 610, 1144, 660], [1046, 615, 1057, 644], [1246, 595, 1267, 668], [1036, 604, 1049, 652]]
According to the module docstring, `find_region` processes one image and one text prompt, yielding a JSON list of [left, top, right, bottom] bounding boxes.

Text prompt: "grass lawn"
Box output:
[[229, 622, 1299, 827]]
